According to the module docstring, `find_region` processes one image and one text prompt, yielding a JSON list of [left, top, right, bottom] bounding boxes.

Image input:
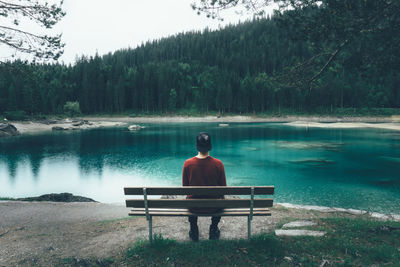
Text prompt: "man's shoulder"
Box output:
[[209, 156, 224, 166], [184, 157, 197, 165]]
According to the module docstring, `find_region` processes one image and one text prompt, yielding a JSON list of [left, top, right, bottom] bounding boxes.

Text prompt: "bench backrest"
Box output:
[[124, 186, 274, 209]]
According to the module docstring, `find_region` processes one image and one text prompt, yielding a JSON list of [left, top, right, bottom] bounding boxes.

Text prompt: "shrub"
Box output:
[[4, 110, 28, 121], [63, 101, 81, 116]]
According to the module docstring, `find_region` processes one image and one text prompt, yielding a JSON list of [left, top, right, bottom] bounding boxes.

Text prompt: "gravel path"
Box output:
[[0, 201, 338, 266]]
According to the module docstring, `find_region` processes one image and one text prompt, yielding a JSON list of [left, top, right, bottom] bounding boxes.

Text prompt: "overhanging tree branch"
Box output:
[[0, 0, 65, 61], [308, 39, 349, 90]]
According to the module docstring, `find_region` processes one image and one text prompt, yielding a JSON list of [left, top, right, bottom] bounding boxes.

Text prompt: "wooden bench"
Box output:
[[124, 186, 274, 241]]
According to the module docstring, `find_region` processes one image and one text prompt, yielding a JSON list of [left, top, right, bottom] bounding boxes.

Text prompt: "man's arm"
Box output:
[[182, 161, 189, 186], [219, 162, 227, 186]]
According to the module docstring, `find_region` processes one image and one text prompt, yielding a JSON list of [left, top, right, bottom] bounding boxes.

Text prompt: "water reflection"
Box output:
[[28, 152, 44, 180], [3, 154, 19, 183]]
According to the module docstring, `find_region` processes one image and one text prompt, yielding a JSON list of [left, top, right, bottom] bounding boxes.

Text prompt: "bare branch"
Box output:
[[308, 39, 349, 90]]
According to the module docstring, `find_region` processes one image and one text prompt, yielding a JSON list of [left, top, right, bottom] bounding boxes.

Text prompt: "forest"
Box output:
[[0, 2, 399, 117]]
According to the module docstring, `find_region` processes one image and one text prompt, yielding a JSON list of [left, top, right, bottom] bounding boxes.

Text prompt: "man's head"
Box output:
[[196, 132, 212, 153]]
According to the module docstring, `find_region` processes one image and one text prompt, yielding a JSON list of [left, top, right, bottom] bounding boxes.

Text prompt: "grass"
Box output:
[[95, 216, 136, 226], [119, 217, 400, 267], [61, 257, 114, 266]]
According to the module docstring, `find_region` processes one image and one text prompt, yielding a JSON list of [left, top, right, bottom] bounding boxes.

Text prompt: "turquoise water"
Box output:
[[0, 123, 399, 214]]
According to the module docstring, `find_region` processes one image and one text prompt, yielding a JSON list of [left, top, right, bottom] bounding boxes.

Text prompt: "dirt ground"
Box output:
[[0, 201, 362, 266], [0, 201, 383, 266]]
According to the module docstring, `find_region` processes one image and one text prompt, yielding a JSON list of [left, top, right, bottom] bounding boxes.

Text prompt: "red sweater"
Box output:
[[182, 156, 227, 200]]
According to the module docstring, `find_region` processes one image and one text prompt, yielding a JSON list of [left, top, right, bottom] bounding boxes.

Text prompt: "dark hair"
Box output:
[[196, 132, 212, 153]]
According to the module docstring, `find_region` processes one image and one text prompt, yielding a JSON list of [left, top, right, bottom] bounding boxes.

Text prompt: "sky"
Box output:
[[1, 0, 263, 64]]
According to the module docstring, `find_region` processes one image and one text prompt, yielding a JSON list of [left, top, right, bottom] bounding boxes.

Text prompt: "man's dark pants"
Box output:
[[188, 208, 222, 230], [188, 215, 221, 227]]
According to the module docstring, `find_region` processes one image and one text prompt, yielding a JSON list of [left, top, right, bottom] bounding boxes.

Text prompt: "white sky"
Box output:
[[1, 0, 275, 64]]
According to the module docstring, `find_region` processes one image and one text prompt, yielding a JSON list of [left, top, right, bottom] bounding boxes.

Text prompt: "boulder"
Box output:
[[0, 123, 20, 137], [128, 124, 145, 131], [282, 220, 317, 228], [52, 126, 69, 131], [275, 229, 326, 237], [72, 121, 84, 126], [38, 119, 58, 125]]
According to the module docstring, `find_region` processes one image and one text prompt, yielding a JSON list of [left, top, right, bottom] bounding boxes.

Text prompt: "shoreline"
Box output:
[[7, 115, 400, 135], [278, 202, 400, 222], [2, 197, 399, 222], [83, 115, 400, 123]]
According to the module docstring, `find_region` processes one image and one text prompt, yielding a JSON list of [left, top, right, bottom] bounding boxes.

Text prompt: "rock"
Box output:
[[72, 121, 84, 126], [282, 220, 317, 228], [37, 119, 58, 125], [275, 229, 326, 237], [283, 256, 293, 262], [219, 123, 229, 127], [52, 126, 69, 131], [128, 124, 145, 131], [17, 193, 96, 202], [0, 123, 20, 137]]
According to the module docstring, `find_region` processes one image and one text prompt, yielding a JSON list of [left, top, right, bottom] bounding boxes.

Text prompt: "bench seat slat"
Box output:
[[131, 208, 270, 213], [128, 211, 271, 217], [126, 199, 273, 208], [124, 186, 274, 196]]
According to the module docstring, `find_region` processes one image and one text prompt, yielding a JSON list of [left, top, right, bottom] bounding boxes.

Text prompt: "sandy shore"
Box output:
[[287, 121, 400, 131], [8, 115, 400, 135], [12, 120, 127, 134], [1, 200, 398, 266], [83, 115, 400, 123]]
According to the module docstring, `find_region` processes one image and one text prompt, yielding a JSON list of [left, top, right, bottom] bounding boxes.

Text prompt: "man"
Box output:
[[182, 132, 227, 241]]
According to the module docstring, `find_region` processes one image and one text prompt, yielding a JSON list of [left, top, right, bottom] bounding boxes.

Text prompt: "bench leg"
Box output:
[[248, 215, 251, 239], [149, 216, 153, 242]]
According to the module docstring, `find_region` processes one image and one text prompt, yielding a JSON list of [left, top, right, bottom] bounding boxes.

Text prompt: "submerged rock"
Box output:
[[0, 123, 20, 137], [289, 158, 335, 165], [276, 141, 344, 151], [17, 193, 96, 202], [371, 179, 400, 186], [380, 156, 400, 163]]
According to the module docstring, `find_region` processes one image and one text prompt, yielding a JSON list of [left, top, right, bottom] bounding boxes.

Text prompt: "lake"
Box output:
[[1, 123, 399, 214]]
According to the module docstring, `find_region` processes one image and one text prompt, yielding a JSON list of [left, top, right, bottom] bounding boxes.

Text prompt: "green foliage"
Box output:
[[63, 101, 81, 116], [4, 110, 28, 121], [0, 197, 16, 201], [0, 8, 399, 115], [168, 88, 177, 111]]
